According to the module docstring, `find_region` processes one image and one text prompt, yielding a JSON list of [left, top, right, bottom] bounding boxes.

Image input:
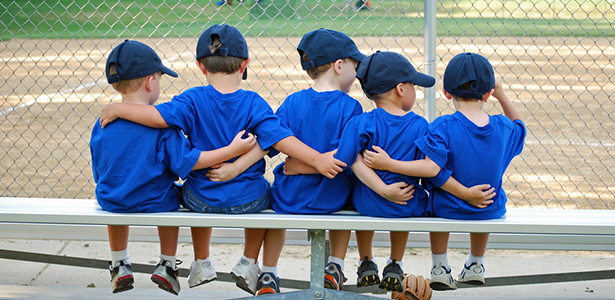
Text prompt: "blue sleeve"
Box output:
[[415, 123, 449, 169], [159, 129, 201, 180], [251, 98, 294, 152], [267, 101, 289, 158], [334, 118, 368, 168], [511, 119, 526, 157], [429, 164, 453, 188], [155, 93, 196, 132]]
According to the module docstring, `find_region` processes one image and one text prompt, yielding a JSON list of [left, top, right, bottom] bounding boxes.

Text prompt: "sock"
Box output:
[[262, 265, 278, 276], [386, 257, 404, 269], [241, 255, 257, 265], [111, 249, 130, 265], [431, 252, 449, 270], [466, 253, 484, 267], [328, 256, 345, 272], [160, 254, 177, 269]]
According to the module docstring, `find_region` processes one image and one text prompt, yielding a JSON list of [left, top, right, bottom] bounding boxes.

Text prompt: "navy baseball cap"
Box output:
[[196, 24, 249, 79], [106, 39, 178, 84], [356, 51, 435, 98], [443, 52, 495, 100], [297, 28, 367, 70]]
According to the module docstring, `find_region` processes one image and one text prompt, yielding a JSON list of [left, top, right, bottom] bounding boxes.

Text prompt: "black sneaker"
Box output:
[[356, 256, 380, 287], [109, 260, 134, 293], [256, 272, 280, 295], [151, 259, 181, 295], [324, 262, 346, 291], [379, 260, 403, 292]]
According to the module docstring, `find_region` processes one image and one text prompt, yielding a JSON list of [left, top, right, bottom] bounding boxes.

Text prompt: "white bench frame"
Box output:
[[1, 197, 614, 299]]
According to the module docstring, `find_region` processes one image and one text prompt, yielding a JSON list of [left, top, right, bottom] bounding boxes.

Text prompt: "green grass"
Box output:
[[1, 0, 614, 40]]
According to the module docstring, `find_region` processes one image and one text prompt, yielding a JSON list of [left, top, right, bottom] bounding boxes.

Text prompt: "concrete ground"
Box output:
[[0, 239, 614, 299]]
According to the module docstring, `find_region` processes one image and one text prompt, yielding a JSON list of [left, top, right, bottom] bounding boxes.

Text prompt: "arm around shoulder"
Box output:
[[100, 103, 168, 128]]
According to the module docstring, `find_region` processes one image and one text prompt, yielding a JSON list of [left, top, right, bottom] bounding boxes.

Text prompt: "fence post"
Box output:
[[423, 0, 437, 122]]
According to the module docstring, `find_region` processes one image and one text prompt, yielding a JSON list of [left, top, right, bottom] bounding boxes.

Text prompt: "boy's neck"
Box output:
[[312, 69, 343, 93], [454, 100, 489, 126], [207, 72, 242, 94], [375, 97, 408, 116], [121, 89, 151, 106]]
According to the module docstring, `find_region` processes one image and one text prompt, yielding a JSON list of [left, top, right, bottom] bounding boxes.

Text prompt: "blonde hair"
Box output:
[[108, 63, 160, 94], [198, 35, 244, 74], [300, 50, 333, 80]]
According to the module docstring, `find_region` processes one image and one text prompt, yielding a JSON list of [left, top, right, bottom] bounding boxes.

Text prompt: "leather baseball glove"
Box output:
[[391, 273, 432, 300]]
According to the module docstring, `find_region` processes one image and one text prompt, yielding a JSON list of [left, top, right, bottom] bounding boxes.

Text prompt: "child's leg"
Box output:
[[378, 231, 408, 292], [469, 232, 489, 257], [355, 230, 380, 288], [255, 229, 286, 295], [107, 225, 133, 293], [389, 231, 409, 262], [232, 228, 267, 295], [187, 227, 217, 289], [325, 230, 351, 291], [428, 232, 456, 290], [355, 230, 374, 262], [152, 226, 181, 295], [244, 228, 267, 261], [458, 233, 489, 285], [191, 227, 212, 260]]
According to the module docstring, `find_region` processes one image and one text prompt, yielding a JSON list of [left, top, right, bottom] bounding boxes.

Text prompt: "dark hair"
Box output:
[[198, 34, 244, 74], [451, 81, 481, 102], [299, 50, 333, 80]]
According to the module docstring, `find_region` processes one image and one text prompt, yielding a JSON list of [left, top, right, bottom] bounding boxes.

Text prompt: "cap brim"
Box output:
[[161, 66, 178, 78], [412, 73, 436, 88], [352, 52, 368, 62]]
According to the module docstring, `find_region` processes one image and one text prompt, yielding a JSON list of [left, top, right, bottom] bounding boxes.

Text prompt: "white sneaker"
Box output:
[[430, 263, 457, 291], [458, 262, 485, 285], [188, 258, 217, 288], [230, 256, 261, 295]]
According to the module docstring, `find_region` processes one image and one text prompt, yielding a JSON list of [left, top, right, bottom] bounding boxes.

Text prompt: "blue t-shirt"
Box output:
[[270, 88, 363, 214], [416, 111, 526, 220], [156, 85, 294, 208], [90, 119, 200, 213], [334, 108, 429, 218]]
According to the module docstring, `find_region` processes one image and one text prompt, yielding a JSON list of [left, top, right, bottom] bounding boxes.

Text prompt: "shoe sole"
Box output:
[[324, 274, 343, 291], [188, 276, 217, 288], [458, 278, 485, 285], [151, 275, 179, 295], [429, 281, 457, 291], [231, 272, 256, 295], [357, 272, 380, 287], [112, 276, 134, 294], [379, 276, 402, 292], [256, 287, 278, 295]]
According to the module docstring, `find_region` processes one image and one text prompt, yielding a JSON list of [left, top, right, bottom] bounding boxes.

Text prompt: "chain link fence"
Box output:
[[1, 0, 613, 209]]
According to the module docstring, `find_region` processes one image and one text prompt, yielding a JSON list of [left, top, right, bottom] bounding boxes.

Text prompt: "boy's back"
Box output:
[[271, 88, 362, 214], [418, 111, 525, 219], [336, 108, 429, 218], [156, 85, 292, 207]]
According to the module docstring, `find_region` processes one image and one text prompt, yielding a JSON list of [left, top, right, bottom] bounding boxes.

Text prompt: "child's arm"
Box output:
[[193, 130, 256, 170], [283, 156, 319, 175], [351, 154, 415, 205], [492, 80, 523, 122], [273, 136, 346, 179], [206, 143, 268, 182], [100, 103, 168, 129], [362, 146, 441, 178], [440, 177, 496, 209]]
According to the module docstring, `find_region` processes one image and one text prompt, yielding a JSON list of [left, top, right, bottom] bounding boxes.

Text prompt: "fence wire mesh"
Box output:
[[0, 0, 613, 209]]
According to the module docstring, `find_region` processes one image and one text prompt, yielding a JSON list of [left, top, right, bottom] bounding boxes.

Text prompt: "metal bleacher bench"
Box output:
[[0, 197, 614, 299]]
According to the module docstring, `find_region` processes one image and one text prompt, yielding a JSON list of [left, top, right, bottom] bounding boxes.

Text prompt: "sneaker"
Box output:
[[458, 262, 485, 285], [109, 260, 134, 293], [256, 272, 280, 295], [324, 262, 346, 291], [151, 259, 181, 295], [356, 256, 380, 287], [430, 263, 457, 291], [231, 256, 261, 295], [188, 258, 217, 288], [379, 260, 403, 292]]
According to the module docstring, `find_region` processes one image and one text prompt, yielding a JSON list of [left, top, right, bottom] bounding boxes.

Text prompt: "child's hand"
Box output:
[[99, 103, 120, 128], [491, 80, 505, 101], [283, 157, 314, 175], [229, 130, 256, 156], [206, 163, 241, 182], [314, 149, 346, 179], [362, 146, 391, 171], [463, 184, 496, 208], [381, 183, 414, 205]]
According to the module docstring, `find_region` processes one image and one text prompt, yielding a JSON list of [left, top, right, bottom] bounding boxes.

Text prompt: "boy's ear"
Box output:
[[240, 58, 251, 73], [482, 88, 495, 102], [195, 60, 207, 75], [333, 59, 344, 75], [442, 87, 453, 100], [144, 75, 154, 92], [395, 82, 405, 97]]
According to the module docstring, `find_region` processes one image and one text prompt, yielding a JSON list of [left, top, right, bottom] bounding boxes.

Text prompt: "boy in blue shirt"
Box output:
[[415, 53, 526, 290], [91, 40, 256, 295], [99, 25, 346, 295], [333, 51, 439, 292]]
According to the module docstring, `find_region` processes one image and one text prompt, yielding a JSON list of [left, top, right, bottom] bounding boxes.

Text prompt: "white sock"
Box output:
[[466, 253, 484, 266], [386, 257, 404, 269], [241, 255, 256, 265], [431, 252, 449, 270], [262, 265, 278, 276], [328, 256, 345, 272], [160, 254, 177, 269], [111, 249, 130, 265]]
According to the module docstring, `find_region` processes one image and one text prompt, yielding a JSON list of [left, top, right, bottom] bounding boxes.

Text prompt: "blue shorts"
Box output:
[[181, 184, 271, 214]]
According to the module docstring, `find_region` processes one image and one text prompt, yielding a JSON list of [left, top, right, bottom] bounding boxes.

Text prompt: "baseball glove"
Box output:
[[391, 273, 432, 300]]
